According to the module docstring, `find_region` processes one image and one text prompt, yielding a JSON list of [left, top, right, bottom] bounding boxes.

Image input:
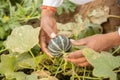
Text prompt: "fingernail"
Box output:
[[70, 39, 75, 42], [50, 32, 56, 38]]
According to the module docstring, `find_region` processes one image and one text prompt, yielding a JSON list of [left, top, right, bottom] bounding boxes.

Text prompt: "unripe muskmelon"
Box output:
[[48, 35, 71, 57]]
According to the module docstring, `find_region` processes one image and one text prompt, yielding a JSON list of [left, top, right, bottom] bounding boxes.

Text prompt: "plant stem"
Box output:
[[74, 71, 80, 80], [71, 63, 75, 80], [63, 59, 67, 74], [83, 67, 86, 80], [112, 46, 120, 55], [29, 50, 39, 70], [62, 51, 69, 74], [18, 16, 40, 21], [29, 3, 35, 17], [19, 64, 35, 69], [109, 15, 120, 19], [0, 49, 7, 54], [79, 76, 102, 80], [114, 69, 120, 73], [8, 0, 12, 17], [55, 58, 64, 76]]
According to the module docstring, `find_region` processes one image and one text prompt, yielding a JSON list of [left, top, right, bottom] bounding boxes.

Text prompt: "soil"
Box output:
[[56, 0, 120, 33], [27, 0, 120, 33]]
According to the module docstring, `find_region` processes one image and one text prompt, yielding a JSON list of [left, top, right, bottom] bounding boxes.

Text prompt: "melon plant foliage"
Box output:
[[0, 0, 120, 80], [0, 55, 27, 80], [83, 48, 120, 80], [4, 25, 40, 53], [0, 22, 119, 80]]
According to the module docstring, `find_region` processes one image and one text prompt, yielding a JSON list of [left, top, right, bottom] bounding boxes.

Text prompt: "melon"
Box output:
[[48, 35, 71, 57]]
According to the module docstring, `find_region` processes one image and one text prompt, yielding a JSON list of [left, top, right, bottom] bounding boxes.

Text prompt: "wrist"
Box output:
[[41, 5, 56, 16], [41, 9, 56, 18]]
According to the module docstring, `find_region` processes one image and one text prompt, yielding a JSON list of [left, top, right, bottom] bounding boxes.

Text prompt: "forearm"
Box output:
[[41, 9, 56, 38], [41, 0, 59, 38]]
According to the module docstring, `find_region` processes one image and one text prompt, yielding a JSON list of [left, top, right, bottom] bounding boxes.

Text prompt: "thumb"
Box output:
[[70, 39, 87, 46]]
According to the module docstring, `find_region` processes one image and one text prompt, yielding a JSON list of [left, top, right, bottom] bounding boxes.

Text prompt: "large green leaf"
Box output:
[[0, 54, 26, 80], [83, 48, 120, 80], [16, 53, 47, 70], [16, 52, 36, 69], [4, 25, 40, 53], [0, 55, 16, 75], [77, 19, 102, 39], [88, 6, 109, 24]]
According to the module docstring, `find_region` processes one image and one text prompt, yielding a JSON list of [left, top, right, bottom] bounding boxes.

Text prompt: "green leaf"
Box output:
[[57, 0, 77, 15], [83, 48, 120, 80], [0, 54, 27, 80], [13, 72, 26, 80], [16, 53, 47, 70], [0, 41, 4, 48], [77, 19, 102, 39], [57, 22, 74, 37], [88, 6, 109, 24], [16, 52, 35, 69], [3, 18, 21, 31], [0, 27, 6, 40], [4, 25, 40, 53], [26, 74, 38, 80], [16, 3, 27, 17], [18, 57, 36, 69], [0, 55, 16, 74]]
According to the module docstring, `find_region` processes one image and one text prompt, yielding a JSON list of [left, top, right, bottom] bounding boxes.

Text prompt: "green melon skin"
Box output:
[[48, 35, 71, 57]]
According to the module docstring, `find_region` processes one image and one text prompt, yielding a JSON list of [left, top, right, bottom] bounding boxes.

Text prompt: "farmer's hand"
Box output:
[[66, 31, 120, 66], [40, 9, 57, 38], [39, 9, 57, 57]]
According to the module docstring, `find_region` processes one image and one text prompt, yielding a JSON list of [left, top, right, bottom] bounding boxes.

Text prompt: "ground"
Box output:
[[56, 0, 120, 33]]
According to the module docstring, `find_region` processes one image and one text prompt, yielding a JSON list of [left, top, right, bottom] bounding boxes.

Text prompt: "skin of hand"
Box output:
[[39, 9, 57, 57], [66, 31, 120, 67]]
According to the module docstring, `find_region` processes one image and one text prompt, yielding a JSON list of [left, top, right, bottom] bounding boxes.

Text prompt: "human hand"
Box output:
[[40, 9, 57, 38], [39, 30, 53, 57], [39, 9, 57, 57], [66, 32, 120, 66], [66, 50, 89, 67]]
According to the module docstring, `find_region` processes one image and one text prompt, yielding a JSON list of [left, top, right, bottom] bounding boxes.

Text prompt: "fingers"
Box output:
[[66, 57, 87, 64], [39, 30, 53, 57], [66, 50, 83, 59], [66, 56, 89, 67], [70, 39, 87, 46], [78, 62, 90, 67], [65, 50, 89, 67]]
